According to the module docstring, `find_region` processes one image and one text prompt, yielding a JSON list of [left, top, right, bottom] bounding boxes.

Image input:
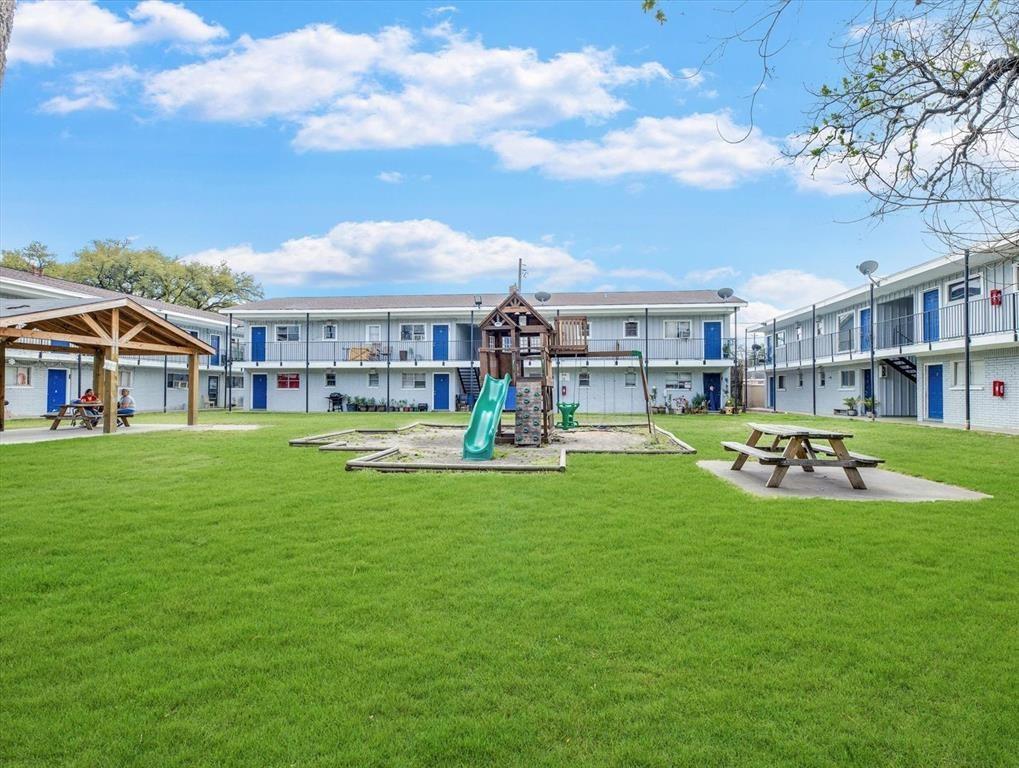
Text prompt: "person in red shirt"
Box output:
[[76, 389, 101, 427]]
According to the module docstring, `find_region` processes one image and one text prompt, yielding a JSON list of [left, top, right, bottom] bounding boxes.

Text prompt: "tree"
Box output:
[[60, 239, 263, 311], [0, 0, 14, 87], [1, 241, 58, 273], [643, 0, 1019, 249]]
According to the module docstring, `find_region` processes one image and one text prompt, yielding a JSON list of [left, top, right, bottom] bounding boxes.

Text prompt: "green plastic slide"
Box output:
[[462, 374, 511, 461]]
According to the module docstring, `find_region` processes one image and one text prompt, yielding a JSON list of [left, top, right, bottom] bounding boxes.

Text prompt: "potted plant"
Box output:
[[842, 396, 858, 416], [862, 396, 880, 417], [417, 402, 428, 412], [401, 400, 411, 412], [723, 396, 736, 415], [345, 396, 357, 412], [356, 397, 368, 412], [690, 393, 707, 413]]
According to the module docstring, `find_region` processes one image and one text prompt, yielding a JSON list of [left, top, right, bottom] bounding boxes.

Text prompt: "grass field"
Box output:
[[1, 411, 1016, 767]]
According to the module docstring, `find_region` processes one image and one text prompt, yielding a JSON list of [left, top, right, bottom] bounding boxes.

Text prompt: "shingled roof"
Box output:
[[228, 289, 745, 312]]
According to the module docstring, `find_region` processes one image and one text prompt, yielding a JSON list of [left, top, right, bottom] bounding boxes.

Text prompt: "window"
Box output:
[[815, 318, 824, 336], [186, 329, 200, 339], [325, 372, 337, 387], [837, 313, 854, 352], [794, 323, 803, 341], [624, 320, 639, 338], [276, 325, 300, 342], [797, 371, 804, 388], [323, 324, 337, 340], [952, 360, 985, 388], [277, 373, 301, 389], [665, 372, 693, 390], [366, 324, 382, 343], [777, 375, 786, 390], [819, 369, 827, 387], [400, 324, 425, 341], [167, 372, 188, 389], [11, 366, 31, 386], [840, 370, 856, 388], [663, 320, 692, 339], [947, 277, 981, 302], [578, 371, 591, 387], [368, 371, 380, 388], [624, 370, 637, 387], [775, 330, 786, 346], [119, 369, 134, 388], [402, 372, 426, 389], [228, 375, 244, 389]]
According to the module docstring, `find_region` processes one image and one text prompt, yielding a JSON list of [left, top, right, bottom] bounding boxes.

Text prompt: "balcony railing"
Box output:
[[230, 336, 737, 364], [756, 294, 1018, 368]]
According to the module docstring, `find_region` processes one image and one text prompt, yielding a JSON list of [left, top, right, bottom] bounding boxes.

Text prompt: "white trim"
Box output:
[[365, 324, 382, 343], [430, 322, 450, 355], [662, 318, 692, 339], [367, 370, 380, 388], [399, 322, 426, 342], [836, 311, 855, 352], [946, 275, 982, 304], [275, 372, 302, 390], [249, 324, 266, 342], [273, 323, 301, 342], [322, 323, 338, 341], [623, 319, 640, 338], [220, 302, 746, 319]]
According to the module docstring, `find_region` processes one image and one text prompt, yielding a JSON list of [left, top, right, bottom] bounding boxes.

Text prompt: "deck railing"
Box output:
[[758, 294, 1018, 368]]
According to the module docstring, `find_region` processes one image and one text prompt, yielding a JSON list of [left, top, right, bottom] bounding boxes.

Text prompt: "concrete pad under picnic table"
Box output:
[[697, 460, 990, 502]]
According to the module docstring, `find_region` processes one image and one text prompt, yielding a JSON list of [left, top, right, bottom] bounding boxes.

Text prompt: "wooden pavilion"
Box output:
[[0, 297, 215, 433]]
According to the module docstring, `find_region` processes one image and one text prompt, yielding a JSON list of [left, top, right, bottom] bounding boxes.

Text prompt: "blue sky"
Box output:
[[1, 0, 945, 321]]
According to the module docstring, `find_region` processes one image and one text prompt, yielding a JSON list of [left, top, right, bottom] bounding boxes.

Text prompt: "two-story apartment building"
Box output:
[[1, 266, 240, 416], [224, 290, 744, 414], [748, 245, 1019, 430]]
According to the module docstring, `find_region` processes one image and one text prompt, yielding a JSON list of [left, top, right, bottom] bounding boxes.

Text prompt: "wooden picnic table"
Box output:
[[47, 403, 103, 430], [722, 422, 883, 490]]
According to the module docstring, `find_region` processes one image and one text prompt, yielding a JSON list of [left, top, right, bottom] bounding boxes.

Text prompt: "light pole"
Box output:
[[717, 287, 735, 407], [857, 260, 879, 419]]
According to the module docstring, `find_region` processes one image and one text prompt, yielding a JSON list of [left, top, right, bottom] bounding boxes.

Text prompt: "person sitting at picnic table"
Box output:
[[75, 388, 101, 426], [117, 388, 135, 426]]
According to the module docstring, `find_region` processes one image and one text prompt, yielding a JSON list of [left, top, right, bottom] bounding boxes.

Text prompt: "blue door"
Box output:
[[768, 376, 776, 408], [432, 325, 449, 361], [433, 373, 450, 411], [860, 308, 872, 352], [46, 369, 67, 413], [252, 374, 268, 410], [703, 373, 721, 411], [863, 369, 873, 412], [927, 364, 943, 420], [210, 334, 221, 366], [505, 385, 516, 411], [251, 327, 266, 362], [704, 322, 722, 359], [922, 289, 940, 342]]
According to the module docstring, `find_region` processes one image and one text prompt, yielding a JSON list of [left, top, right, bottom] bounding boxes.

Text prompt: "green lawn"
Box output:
[[1, 412, 1016, 767]]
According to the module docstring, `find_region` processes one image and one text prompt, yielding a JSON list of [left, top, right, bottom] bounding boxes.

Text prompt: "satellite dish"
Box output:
[[857, 260, 879, 276], [535, 291, 551, 303], [716, 287, 734, 300]]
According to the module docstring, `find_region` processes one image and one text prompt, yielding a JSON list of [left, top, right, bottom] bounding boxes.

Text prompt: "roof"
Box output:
[[0, 296, 216, 355], [227, 289, 746, 313], [0, 266, 230, 325]]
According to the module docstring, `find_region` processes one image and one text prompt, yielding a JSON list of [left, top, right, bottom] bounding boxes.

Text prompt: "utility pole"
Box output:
[[964, 249, 971, 430]]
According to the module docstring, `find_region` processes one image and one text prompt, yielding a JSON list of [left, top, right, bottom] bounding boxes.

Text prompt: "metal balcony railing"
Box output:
[[756, 294, 1019, 368]]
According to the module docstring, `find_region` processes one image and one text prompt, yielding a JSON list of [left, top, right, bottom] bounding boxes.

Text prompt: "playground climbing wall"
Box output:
[[514, 378, 543, 446]]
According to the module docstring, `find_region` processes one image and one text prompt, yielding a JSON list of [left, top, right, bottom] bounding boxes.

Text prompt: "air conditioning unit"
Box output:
[[879, 364, 889, 379]]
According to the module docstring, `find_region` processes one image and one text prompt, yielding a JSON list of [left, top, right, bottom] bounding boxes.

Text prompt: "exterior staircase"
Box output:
[[457, 366, 481, 405], [881, 356, 917, 382]]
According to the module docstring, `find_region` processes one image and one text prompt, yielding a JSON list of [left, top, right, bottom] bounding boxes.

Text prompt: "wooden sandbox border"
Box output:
[[290, 422, 694, 473]]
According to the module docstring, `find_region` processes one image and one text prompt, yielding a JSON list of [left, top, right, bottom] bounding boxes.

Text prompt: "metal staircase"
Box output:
[[881, 356, 917, 383], [457, 367, 481, 405]]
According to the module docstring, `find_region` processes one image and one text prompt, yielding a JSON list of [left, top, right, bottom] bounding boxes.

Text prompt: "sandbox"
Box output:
[[291, 422, 695, 472]]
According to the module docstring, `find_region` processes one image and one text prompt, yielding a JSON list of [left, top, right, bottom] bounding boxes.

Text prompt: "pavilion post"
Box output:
[[102, 308, 120, 433], [187, 353, 199, 425], [93, 348, 105, 401]]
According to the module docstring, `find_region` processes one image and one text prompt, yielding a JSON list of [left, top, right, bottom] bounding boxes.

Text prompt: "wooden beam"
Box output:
[[118, 340, 201, 355], [79, 313, 113, 343], [0, 298, 127, 327], [103, 308, 119, 434], [187, 353, 199, 426], [0, 326, 109, 347], [1, 341, 94, 355], [119, 321, 148, 345]]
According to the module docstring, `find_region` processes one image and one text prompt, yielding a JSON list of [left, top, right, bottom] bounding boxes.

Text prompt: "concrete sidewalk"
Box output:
[[0, 424, 260, 446]]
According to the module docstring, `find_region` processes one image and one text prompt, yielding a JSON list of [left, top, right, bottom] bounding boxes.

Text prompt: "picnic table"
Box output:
[[46, 403, 102, 430], [722, 422, 883, 490]]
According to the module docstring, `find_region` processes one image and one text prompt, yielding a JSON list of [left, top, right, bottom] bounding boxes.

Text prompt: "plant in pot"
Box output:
[[345, 396, 357, 412], [723, 396, 736, 415], [690, 393, 707, 412], [400, 400, 410, 412], [842, 396, 858, 416], [862, 396, 879, 417], [356, 397, 367, 412]]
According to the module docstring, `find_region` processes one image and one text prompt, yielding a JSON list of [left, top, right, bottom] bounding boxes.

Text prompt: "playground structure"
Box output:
[[462, 288, 655, 460]]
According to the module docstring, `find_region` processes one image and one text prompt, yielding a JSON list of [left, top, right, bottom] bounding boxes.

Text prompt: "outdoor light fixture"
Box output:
[[473, 295, 483, 309]]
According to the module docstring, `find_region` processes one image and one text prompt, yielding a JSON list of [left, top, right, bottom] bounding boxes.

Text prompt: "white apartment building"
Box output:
[[748, 245, 1019, 430], [224, 291, 745, 414], [1, 266, 240, 416]]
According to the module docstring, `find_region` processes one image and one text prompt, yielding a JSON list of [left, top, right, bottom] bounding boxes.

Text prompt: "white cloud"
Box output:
[[486, 112, 780, 188], [739, 269, 848, 308], [9, 0, 226, 65], [183, 219, 600, 288], [376, 171, 405, 184], [39, 65, 141, 114], [684, 266, 740, 285], [426, 5, 459, 16]]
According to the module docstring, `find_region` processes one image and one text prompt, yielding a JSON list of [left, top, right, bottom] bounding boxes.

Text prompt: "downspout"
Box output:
[[771, 318, 777, 412], [305, 311, 310, 414], [163, 313, 168, 413], [964, 249, 971, 430], [743, 328, 748, 412], [811, 304, 817, 416], [227, 313, 233, 412], [386, 311, 392, 411]]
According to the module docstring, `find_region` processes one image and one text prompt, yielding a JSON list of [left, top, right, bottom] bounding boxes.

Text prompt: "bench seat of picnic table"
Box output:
[[721, 441, 786, 464], [809, 444, 884, 465]]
